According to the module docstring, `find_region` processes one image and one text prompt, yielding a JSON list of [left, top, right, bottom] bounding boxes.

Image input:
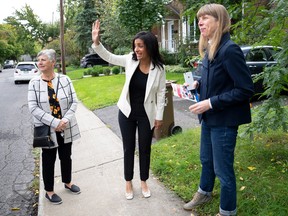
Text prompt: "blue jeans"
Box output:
[[198, 121, 238, 216]]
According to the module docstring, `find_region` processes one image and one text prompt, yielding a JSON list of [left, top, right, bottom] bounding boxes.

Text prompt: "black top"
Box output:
[[129, 65, 149, 105]]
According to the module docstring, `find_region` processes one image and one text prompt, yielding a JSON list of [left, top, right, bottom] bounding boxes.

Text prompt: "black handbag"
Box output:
[[33, 125, 54, 148], [32, 74, 60, 148]]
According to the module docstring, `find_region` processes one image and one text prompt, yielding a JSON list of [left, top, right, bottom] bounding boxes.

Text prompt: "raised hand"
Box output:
[[92, 19, 100, 45]]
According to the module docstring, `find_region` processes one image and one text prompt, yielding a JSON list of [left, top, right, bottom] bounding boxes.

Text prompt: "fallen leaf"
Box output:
[[247, 166, 256, 171], [240, 186, 246, 191]]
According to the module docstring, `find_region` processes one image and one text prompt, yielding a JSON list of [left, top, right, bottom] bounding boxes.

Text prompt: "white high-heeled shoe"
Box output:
[[142, 189, 151, 198], [125, 191, 134, 200]]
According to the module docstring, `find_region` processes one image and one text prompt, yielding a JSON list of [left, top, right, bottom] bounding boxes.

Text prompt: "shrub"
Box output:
[[91, 71, 99, 77], [111, 66, 120, 75], [103, 67, 111, 76], [92, 65, 103, 74], [160, 49, 179, 65], [165, 65, 190, 74], [114, 47, 131, 55], [84, 68, 93, 76]]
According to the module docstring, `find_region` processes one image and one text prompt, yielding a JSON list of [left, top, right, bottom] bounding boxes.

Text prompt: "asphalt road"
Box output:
[[0, 69, 37, 216]]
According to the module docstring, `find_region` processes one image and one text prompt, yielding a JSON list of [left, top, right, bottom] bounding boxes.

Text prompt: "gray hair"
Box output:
[[37, 49, 56, 62]]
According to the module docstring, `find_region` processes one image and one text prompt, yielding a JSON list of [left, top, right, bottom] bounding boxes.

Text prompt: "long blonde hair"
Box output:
[[197, 4, 231, 60]]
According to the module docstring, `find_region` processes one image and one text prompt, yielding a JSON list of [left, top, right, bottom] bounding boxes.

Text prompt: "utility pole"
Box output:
[[60, 0, 66, 74]]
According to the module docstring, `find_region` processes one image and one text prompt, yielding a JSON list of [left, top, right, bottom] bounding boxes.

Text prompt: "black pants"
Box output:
[[42, 132, 72, 192], [118, 107, 153, 181]]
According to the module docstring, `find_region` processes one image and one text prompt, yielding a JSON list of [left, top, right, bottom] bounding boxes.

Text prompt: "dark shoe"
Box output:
[[65, 184, 81, 194], [45, 193, 62, 205], [183, 192, 212, 210]]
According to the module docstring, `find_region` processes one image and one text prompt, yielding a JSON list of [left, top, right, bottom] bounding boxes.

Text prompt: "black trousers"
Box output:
[[42, 132, 72, 192], [118, 107, 153, 181]]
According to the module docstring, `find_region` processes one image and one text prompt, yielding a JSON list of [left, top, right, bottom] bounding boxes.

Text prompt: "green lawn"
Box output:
[[69, 70, 184, 110], [151, 129, 288, 216], [66, 68, 288, 216]]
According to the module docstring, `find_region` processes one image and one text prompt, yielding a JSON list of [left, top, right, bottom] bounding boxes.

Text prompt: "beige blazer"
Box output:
[[92, 43, 166, 129]]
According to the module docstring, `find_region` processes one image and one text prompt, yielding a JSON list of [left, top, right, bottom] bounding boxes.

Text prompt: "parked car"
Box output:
[[0, 64, 2, 72], [192, 45, 282, 97], [14, 61, 40, 84], [80, 53, 109, 68], [3, 60, 16, 69]]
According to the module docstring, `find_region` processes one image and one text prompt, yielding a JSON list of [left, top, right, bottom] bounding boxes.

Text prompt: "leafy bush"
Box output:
[[112, 66, 120, 75], [160, 49, 178, 65], [103, 67, 111, 76], [84, 68, 93, 76], [92, 65, 103, 74], [91, 71, 99, 77], [114, 47, 131, 55], [166, 65, 190, 74]]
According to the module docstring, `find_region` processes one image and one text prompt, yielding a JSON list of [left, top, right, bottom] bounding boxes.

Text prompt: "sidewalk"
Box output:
[[37, 102, 190, 216]]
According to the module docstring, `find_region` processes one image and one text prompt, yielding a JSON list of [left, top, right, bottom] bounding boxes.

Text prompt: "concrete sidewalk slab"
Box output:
[[38, 103, 190, 216]]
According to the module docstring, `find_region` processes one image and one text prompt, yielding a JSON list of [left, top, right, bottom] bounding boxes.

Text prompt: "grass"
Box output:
[[66, 68, 288, 216], [151, 129, 288, 216], [72, 74, 125, 110], [69, 71, 184, 110]]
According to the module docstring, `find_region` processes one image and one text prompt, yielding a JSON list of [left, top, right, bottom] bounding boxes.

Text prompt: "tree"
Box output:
[[95, 0, 132, 52], [0, 24, 21, 62], [3, 4, 60, 59], [239, 0, 288, 134], [74, 0, 99, 54], [117, 0, 167, 35]]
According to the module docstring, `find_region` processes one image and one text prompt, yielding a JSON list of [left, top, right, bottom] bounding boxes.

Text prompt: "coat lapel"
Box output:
[[144, 64, 157, 102]]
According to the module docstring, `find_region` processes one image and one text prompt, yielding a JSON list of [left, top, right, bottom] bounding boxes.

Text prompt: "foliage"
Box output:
[[114, 47, 132, 55], [96, 0, 133, 51], [111, 66, 120, 75], [74, 0, 99, 54], [1, 4, 60, 61], [165, 65, 189, 74], [91, 70, 99, 77], [238, 0, 288, 134], [92, 65, 103, 74], [64, 0, 82, 28], [0, 24, 20, 62], [242, 99, 288, 137], [117, 0, 166, 35], [5, 4, 57, 49], [103, 67, 111, 76], [160, 49, 179, 65]]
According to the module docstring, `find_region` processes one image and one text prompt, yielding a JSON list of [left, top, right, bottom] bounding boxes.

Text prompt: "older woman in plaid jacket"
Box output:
[[28, 49, 81, 205]]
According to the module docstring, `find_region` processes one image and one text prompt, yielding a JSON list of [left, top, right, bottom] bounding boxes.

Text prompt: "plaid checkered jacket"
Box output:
[[28, 74, 81, 148]]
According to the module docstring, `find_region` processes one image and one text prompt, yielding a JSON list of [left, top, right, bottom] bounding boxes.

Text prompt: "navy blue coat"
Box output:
[[198, 33, 254, 126]]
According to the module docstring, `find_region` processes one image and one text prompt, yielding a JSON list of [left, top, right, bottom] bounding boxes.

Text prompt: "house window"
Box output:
[[168, 21, 175, 52]]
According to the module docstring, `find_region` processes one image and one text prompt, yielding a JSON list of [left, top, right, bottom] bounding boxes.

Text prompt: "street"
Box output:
[[0, 69, 37, 216]]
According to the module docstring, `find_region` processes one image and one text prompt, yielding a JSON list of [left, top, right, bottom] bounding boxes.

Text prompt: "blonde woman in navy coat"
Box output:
[[92, 20, 166, 200], [183, 4, 254, 216]]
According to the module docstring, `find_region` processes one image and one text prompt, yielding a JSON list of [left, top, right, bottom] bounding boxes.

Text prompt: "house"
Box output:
[[153, 0, 198, 53]]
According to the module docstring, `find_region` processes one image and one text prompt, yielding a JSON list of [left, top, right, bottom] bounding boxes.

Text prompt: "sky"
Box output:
[[0, 0, 60, 24]]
